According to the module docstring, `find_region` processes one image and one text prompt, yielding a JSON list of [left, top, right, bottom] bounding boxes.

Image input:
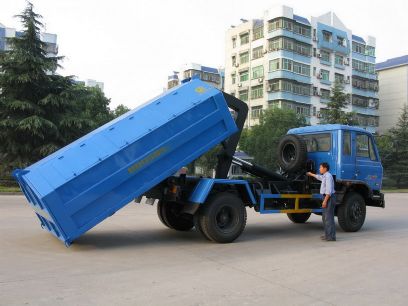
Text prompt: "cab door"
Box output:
[[355, 133, 382, 190], [339, 130, 355, 180]]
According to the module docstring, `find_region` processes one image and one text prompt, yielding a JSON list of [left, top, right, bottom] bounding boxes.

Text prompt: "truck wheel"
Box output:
[[337, 192, 366, 232], [287, 212, 311, 223], [196, 193, 247, 243], [277, 134, 307, 173], [157, 201, 194, 231]]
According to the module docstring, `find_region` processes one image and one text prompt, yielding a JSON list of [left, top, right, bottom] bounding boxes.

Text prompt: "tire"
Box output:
[[337, 192, 366, 232], [193, 213, 211, 241], [196, 193, 247, 243], [277, 134, 307, 173], [157, 201, 194, 231], [287, 212, 311, 223]]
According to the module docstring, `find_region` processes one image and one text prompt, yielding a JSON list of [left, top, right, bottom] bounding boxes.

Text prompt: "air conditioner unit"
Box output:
[[317, 112, 322, 118], [317, 73, 322, 79], [263, 49, 268, 54], [317, 53, 322, 58], [267, 84, 273, 92], [344, 58, 350, 65], [258, 77, 264, 83], [345, 79, 350, 84], [234, 63, 239, 67], [237, 83, 242, 87]]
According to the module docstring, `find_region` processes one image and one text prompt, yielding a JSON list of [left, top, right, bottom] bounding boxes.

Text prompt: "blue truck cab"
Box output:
[[13, 78, 385, 246], [287, 125, 384, 209]]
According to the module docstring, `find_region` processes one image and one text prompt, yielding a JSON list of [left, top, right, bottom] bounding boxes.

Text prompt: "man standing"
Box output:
[[307, 162, 336, 241]]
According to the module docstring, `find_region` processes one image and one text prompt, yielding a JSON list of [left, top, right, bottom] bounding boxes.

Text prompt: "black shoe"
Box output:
[[326, 238, 336, 241]]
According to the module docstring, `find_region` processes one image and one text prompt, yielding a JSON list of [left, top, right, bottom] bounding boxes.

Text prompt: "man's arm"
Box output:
[[306, 172, 323, 181]]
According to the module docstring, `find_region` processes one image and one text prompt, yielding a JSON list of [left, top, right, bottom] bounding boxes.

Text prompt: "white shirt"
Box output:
[[315, 172, 335, 195]]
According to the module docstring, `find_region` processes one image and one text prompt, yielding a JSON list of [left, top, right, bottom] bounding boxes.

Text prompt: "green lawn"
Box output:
[[382, 188, 408, 193], [0, 186, 21, 193]]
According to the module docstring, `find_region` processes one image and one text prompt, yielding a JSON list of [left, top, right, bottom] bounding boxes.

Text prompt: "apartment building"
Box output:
[[167, 63, 224, 90], [225, 5, 379, 133], [376, 55, 408, 134], [0, 22, 58, 56]]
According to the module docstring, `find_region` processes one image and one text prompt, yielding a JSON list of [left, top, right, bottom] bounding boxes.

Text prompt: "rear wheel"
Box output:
[[157, 201, 194, 231], [337, 192, 366, 232], [196, 193, 247, 243], [287, 212, 311, 223]]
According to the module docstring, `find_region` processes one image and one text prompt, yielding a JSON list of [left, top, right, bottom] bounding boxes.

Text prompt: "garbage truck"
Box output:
[[13, 77, 385, 246]]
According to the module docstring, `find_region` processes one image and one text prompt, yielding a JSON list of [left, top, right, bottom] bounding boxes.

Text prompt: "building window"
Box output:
[[251, 85, 263, 99], [268, 80, 311, 96], [239, 51, 249, 64], [320, 69, 330, 81], [269, 59, 310, 77], [282, 58, 292, 71], [269, 59, 280, 71], [335, 73, 344, 84], [231, 73, 236, 84], [252, 46, 264, 60], [335, 54, 344, 66], [366, 45, 375, 57], [268, 37, 311, 56], [239, 70, 249, 82], [232, 37, 236, 48], [232, 55, 236, 66], [253, 26, 264, 40], [281, 101, 311, 116], [320, 89, 331, 100], [337, 36, 345, 47], [322, 30, 332, 42], [293, 24, 311, 37], [320, 50, 330, 62], [239, 89, 248, 101], [352, 41, 365, 54], [252, 65, 264, 79], [251, 105, 263, 118], [268, 18, 281, 32], [240, 33, 249, 45]]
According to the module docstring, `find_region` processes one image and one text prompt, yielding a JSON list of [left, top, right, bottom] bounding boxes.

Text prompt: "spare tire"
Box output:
[[277, 134, 307, 173]]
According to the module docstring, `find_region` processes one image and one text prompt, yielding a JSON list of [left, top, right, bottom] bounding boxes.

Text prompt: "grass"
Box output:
[[0, 186, 21, 193], [382, 188, 408, 193]]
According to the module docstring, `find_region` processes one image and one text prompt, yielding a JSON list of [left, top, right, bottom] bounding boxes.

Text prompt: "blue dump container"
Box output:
[[13, 79, 238, 245]]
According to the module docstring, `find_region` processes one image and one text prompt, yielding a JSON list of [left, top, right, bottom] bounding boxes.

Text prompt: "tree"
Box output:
[[321, 81, 358, 125], [239, 107, 306, 170], [382, 105, 408, 188], [0, 2, 112, 174], [112, 104, 131, 118]]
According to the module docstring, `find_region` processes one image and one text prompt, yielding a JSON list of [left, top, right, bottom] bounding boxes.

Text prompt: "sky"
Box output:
[[1, 0, 407, 109]]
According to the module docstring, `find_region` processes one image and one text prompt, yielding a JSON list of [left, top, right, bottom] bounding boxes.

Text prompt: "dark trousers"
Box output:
[[322, 194, 336, 240]]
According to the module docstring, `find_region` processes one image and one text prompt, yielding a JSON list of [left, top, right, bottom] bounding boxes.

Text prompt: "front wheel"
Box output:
[[157, 201, 194, 231], [195, 193, 247, 243], [337, 192, 366, 232], [287, 212, 311, 223]]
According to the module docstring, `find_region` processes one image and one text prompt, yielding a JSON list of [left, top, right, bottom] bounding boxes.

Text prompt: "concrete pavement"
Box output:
[[0, 193, 407, 306]]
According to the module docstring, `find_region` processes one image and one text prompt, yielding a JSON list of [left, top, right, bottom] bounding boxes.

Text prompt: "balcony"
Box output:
[[351, 105, 379, 116], [267, 29, 312, 45], [352, 87, 378, 98], [268, 91, 311, 104], [268, 70, 311, 84]]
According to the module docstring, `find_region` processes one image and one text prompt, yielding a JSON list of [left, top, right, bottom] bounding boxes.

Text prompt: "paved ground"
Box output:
[[1, 194, 407, 306]]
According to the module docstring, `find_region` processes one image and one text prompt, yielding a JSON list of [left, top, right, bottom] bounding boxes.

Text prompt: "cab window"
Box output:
[[369, 137, 378, 161], [343, 131, 351, 155], [356, 134, 369, 158], [302, 133, 331, 152]]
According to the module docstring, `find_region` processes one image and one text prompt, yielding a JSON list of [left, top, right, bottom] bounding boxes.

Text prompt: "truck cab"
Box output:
[[287, 124, 384, 209]]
